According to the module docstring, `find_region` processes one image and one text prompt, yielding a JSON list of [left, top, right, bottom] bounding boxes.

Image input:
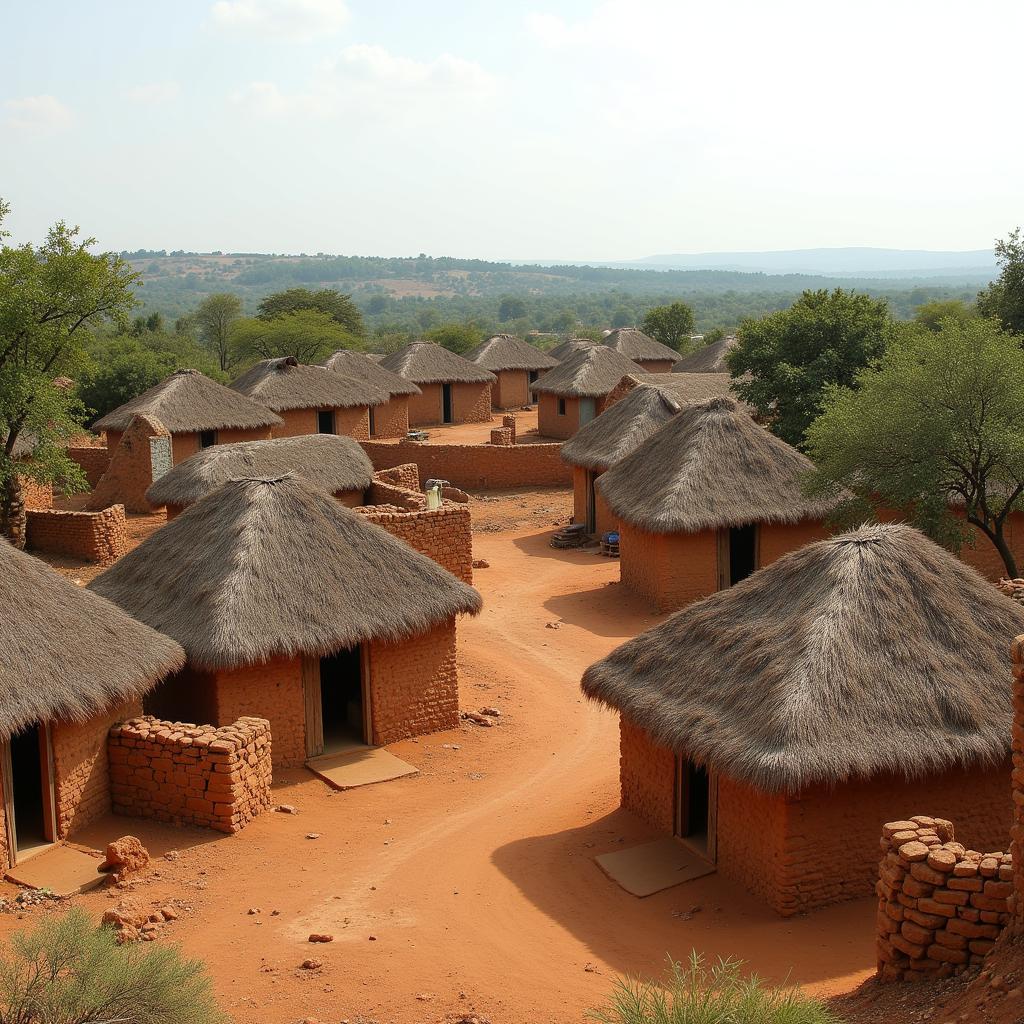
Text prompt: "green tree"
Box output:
[[914, 298, 974, 332], [640, 301, 696, 352], [701, 326, 727, 345], [730, 289, 894, 447], [0, 201, 138, 544], [257, 287, 364, 336], [231, 309, 362, 366], [194, 292, 243, 371], [498, 295, 527, 322], [425, 321, 483, 354], [805, 317, 1024, 577], [977, 228, 1024, 335]]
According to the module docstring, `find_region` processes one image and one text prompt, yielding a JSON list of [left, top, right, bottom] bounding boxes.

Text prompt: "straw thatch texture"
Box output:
[[380, 341, 496, 385], [94, 369, 282, 433], [620, 372, 740, 407], [597, 396, 835, 532], [561, 385, 681, 471], [145, 434, 374, 508], [0, 541, 184, 741], [230, 356, 387, 411], [90, 474, 482, 670], [673, 335, 740, 373], [549, 338, 597, 362], [321, 349, 421, 396], [602, 327, 678, 363], [463, 335, 558, 372], [530, 347, 644, 398], [582, 523, 1024, 792]]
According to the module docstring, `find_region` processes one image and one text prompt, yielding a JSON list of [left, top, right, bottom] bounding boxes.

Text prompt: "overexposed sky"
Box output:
[[2, 0, 1021, 259]]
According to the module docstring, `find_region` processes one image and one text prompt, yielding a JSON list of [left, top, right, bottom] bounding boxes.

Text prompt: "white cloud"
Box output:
[[127, 82, 181, 104], [210, 0, 349, 41], [3, 95, 72, 133]]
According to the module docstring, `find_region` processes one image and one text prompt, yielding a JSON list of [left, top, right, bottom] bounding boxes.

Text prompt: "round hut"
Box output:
[[548, 337, 597, 362], [604, 370, 738, 409], [463, 334, 558, 410], [321, 349, 422, 438], [602, 328, 678, 373], [672, 335, 740, 373]]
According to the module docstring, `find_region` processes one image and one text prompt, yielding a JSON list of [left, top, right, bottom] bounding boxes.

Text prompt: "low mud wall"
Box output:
[[26, 504, 127, 564], [373, 463, 421, 492], [19, 476, 53, 510], [68, 446, 112, 488]]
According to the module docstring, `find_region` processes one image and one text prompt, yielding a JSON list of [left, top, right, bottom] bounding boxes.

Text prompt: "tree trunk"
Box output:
[[991, 521, 1018, 579], [0, 474, 27, 550]]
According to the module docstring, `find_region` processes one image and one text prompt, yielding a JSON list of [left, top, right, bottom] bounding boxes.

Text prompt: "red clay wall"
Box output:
[[619, 524, 720, 612], [372, 395, 410, 438], [1011, 638, 1024, 934], [758, 519, 832, 565], [619, 717, 676, 833], [571, 467, 617, 536], [87, 415, 171, 513], [408, 383, 442, 426], [273, 406, 371, 440], [373, 463, 421, 491], [493, 370, 530, 410], [359, 501, 473, 584], [68, 446, 112, 487], [26, 505, 128, 565], [452, 382, 493, 424], [538, 392, 578, 440], [19, 476, 53, 509], [106, 427, 274, 466], [956, 510, 1024, 582]]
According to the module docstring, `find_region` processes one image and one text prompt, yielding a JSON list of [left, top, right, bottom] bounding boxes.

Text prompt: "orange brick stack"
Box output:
[[365, 478, 424, 510], [26, 504, 127, 564], [489, 427, 513, 446], [373, 463, 421, 491], [1012, 637, 1024, 935], [875, 816, 1014, 981], [360, 499, 473, 584], [108, 715, 272, 834], [502, 414, 517, 442]]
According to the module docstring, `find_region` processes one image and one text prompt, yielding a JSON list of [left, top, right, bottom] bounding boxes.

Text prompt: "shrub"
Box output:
[[0, 908, 228, 1024], [588, 952, 839, 1024]]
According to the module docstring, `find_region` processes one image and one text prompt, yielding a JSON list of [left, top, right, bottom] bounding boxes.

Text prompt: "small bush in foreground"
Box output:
[[588, 952, 840, 1024], [0, 908, 228, 1024]]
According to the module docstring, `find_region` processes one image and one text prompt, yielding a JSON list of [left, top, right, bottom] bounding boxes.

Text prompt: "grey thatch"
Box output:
[[230, 356, 388, 411], [321, 349, 421, 397], [530, 346, 644, 398], [90, 474, 482, 670], [596, 396, 835, 532], [380, 341, 496, 385], [145, 434, 374, 508], [602, 327, 678, 363], [673, 335, 739, 373], [0, 541, 184, 741], [463, 335, 558, 373], [582, 523, 1024, 792], [548, 338, 597, 362], [561, 385, 682, 472], [94, 369, 282, 434], [619, 372, 740, 407]]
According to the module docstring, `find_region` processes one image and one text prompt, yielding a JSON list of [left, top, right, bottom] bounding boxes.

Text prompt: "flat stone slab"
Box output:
[[306, 746, 418, 791], [595, 837, 716, 898], [5, 844, 105, 897]]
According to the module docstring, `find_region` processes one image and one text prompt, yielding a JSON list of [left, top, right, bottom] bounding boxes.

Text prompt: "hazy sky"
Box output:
[[2, 0, 1021, 260]]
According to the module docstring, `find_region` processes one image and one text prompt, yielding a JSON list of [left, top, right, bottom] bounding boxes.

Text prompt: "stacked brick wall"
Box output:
[[1012, 638, 1024, 934], [359, 500, 473, 583], [490, 428, 513, 445], [373, 463, 421, 491], [366, 478, 424, 510], [875, 817, 1013, 980], [87, 414, 170, 513], [19, 476, 53, 509], [273, 406, 371, 440], [27, 504, 127, 564], [502, 414, 517, 442], [619, 717, 676, 834], [108, 715, 272, 834], [68, 445, 111, 487], [493, 370, 529, 409], [451, 381, 493, 424], [371, 395, 410, 439]]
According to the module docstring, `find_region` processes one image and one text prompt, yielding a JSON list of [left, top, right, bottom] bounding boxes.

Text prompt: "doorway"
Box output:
[[442, 383, 453, 424], [674, 754, 717, 862], [319, 646, 368, 754], [317, 409, 336, 434], [585, 470, 597, 534], [718, 524, 758, 589], [368, 405, 376, 437], [579, 397, 596, 425], [2, 723, 56, 864]]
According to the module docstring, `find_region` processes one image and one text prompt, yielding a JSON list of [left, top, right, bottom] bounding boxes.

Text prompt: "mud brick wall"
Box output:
[[490, 427, 513, 445], [68, 445, 112, 487], [502, 414, 517, 442], [19, 476, 53, 509], [26, 504, 127, 564], [876, 817, 1014, 981], [492, 369, 529, 409], [1012, 638, 1024, 934], [360, 501, 473, 584], [371, 395, 410, 439], [373, 463, 421, 491], [619, 717, 676, 833], [109, 715, 272, 834], [273, 405, 371, 440], [366, 478, 424, 510], [88, 414, 171, 513], [452, 381, 493, 423]]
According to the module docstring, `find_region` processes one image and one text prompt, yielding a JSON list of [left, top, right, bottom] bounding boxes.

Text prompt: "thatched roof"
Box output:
[[602, 328, 678, 363], [597, 397, 835, 533], [321, 349, 421, 397], [549, 338, 597, 362], [0, 541, 184, 741], [145, 434, 374, 508], [673, 335, 739, 373], [531, 346, 644, 398], [380, 341, 496, 385], [617, 372, 740, 408], [94, 369, 282, 434], [582, 523, 1024, 792], [90, 474, 482, 670], [230, 356, 387, 411], [561, 385, 682, 471], [464, 335, 558, 372]]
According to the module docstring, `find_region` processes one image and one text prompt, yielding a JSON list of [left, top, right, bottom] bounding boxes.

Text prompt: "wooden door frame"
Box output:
[[585, 470, 597, 534], [0, 724, 57, 866], [302, 656, 324, 760], [360, 645, 373, 745], [673, 752, 718, 864], [717, 525, 760, 589]]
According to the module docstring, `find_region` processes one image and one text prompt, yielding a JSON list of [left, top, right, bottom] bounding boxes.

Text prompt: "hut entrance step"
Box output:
[[306, 746, 418, 791], [4, 843, 106, 897], [550, 523, 588, 549], [594, 837, 715, 898]]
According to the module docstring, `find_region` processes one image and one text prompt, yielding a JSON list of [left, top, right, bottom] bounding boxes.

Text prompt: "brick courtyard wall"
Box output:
[[365, 478, 424, 510], [272, 406, 371, 440], [408, 383, 442, 426], [493, 369, 530, 409], [452, 382, 493, 424], [875, 817, 1013, 980], [26, 504, 127, 564], [108, 715, 272, 834], [68, 446, 111, 487], [371, 395, 410, 439], [373, 463, 421, 491], [368, 620, 460, 745], [1011, 637, 1024, 934], [87, 414, 171, 513], [619, 717, 676, 833]]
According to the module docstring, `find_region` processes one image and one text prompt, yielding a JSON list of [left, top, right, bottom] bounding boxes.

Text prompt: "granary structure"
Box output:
[[601, 327, 678, 373], [381, 341, 495, 427], [464, 334, 558, 410], [548, 337, 597, 362], [94, 369, 282, 465], [89, 475, 482, 768], [597, 396, 835, 611], [145, 433, 375, 519], [530, 346, 643, 440], [582, 524, 1023, 916], [0, 541, 184, 870], [229, 356, 388, 439], [321, 349, 421, 438], [672, 335, 739, 372]]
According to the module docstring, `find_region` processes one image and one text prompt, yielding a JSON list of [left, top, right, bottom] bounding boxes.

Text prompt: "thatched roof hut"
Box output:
[[94, 369, 282, 434], [145, 434, 374, 509], [463, 335, 558, 373], [321, 349, 421, 397], [602, 327, 678, 364], [612, 372, 739, 408], [582, 523, 1024, 792], [380, 341, 496, 385], [230, 356, 388, 411], [531, 346, 644, 398], [90, 474, 482, 670], [597, 396, 835, 532], [548, 338, 597, 362], [0, 541, 184, 741], [673, 335, 739, 373]]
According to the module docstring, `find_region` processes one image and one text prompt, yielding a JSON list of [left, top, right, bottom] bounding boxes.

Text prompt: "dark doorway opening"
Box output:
[[675, 756, 709, 854], [9, 725, 49, 857], [317, 409, 336, 434], [585, 470, 597, 534], [442, 383, 453, 424], [528, 370, 539, 385], [368, 405, 376, 437], [320, 646, 365, 751], [199, 429, 217, 449], [728, 524, 757, 585]]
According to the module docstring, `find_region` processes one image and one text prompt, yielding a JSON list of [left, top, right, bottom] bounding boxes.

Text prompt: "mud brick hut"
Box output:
[[463, 334, 558, 410], [672, 335, 739, 373], [597, 396, 835, 611], [582, 524, 1024, 916], [145, 433, 375, 519], [530, 346, 644, 440], [230, 356, 389, 440], [601, 327, 679, 373], [380, 341, 495, 427], [0, 540, 184, 870], [548, 337, 597, 362], [94, 369, 282, 465], [321, 349, 422, 438], [89, 474, 482, 768]]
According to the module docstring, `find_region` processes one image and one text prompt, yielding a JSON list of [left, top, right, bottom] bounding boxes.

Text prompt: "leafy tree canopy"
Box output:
[[257, 286, 364, 336], [193, 291, 242, 371], [424, 321, 483, 355], [640, 301, 695, 351], [231, 309, 363, 366], [498, 295, 527, 322], [977, 227, 1024, 335], [913, 298, 975, 332]]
